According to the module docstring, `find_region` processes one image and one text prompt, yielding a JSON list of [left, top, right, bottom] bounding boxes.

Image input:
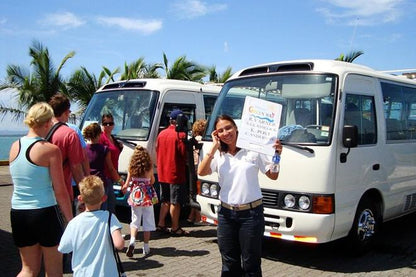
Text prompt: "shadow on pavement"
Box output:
[[120, 247, 210, 272], [262, 212, 416, 274], [0, 228, 21, 277]]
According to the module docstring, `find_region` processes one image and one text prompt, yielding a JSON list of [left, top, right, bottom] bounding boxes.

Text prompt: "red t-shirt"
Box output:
[[50, 124, 84, 200], [156, 125, 187, 184]]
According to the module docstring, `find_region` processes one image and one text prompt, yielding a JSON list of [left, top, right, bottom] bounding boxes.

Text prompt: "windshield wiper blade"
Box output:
[[113, 136, 137, 147], [281, 142, 314, 154]]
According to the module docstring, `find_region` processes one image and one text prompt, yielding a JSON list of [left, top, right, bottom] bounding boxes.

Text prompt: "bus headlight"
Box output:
[[299, 195, 311, 210], [200, 182, 220, 199], [210, 184, 219, 198], [201, 182, 210, 195], [284, 194, 296, 208]]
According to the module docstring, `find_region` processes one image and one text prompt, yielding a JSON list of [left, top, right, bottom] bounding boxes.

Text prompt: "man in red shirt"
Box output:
[[48, 94, 85, 203], [156, 109, 189, 235]]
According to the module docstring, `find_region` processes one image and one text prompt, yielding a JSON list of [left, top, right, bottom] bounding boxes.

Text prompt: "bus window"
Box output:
[[203, 95, 217, 120], [382, 82, 416, 140], [344, 94, 377, 145]]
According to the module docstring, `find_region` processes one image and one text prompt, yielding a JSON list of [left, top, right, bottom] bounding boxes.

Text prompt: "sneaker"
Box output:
[[126, 244, 135, 258], [143, 245, 150, 255]]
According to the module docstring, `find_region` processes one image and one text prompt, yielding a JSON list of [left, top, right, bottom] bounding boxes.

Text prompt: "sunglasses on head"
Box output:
[[102, 122, 114, 126]]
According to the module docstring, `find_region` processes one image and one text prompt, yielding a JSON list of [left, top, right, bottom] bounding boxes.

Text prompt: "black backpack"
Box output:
[[45, 122, 68, 165]]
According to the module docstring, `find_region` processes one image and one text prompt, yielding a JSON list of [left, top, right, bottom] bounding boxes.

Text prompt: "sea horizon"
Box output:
[[0, 131, 27, 136]]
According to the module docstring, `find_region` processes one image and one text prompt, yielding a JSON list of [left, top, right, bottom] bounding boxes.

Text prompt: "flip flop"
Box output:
[[170, 227, 189, 236], [156, 225, 169, 234]]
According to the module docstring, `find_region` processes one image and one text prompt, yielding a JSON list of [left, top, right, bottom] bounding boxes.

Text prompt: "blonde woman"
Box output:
[[9, 102, 73, 276]]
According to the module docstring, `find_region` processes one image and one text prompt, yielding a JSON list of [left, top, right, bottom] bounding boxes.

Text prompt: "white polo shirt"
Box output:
[[210, 149, 273, 205]]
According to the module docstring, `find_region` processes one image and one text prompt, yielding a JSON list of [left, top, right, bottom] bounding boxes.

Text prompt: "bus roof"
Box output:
[[96, 78, 222, 94], [229, 59, 416, 86]]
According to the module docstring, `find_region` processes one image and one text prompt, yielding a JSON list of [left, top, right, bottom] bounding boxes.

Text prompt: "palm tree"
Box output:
[[66, 66, 120, 115], [335, 50, 364, 63], [162, 53, 207, 82], [0, 40, 74, 120], [208, 65, 233, 83], [119, 57, 162, 80]]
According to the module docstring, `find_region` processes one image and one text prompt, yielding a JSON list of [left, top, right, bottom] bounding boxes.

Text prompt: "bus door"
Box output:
[[334, 74, 382, 237]]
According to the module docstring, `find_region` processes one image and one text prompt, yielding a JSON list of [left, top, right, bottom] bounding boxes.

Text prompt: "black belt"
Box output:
[[221, 199, 263, 211]]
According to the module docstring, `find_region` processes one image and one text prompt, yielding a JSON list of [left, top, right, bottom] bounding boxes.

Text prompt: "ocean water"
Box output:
[[0, 135, 21, 161]]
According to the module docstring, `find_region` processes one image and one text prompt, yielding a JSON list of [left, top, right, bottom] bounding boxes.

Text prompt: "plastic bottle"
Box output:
[[271, 151, 280, 173]]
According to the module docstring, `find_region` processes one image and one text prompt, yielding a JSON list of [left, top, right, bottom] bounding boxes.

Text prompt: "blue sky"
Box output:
[[1, 0, 416, 131]]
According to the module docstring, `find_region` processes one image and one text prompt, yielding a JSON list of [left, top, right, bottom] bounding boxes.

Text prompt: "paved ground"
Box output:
[[1, 165, 416, 276]]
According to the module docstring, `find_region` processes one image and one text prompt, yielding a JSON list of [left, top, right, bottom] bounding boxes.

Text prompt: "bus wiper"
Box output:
[[281, 142, 314, 154], [113, 135, 137, 148]]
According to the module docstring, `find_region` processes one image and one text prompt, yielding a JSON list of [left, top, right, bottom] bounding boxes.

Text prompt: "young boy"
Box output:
[[58, 175, 124, 276]]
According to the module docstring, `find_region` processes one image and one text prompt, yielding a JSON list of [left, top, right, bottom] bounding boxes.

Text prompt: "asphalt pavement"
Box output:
[[1, 165, 416, 276]]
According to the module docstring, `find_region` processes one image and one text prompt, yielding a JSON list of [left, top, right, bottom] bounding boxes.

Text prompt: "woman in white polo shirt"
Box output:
[[198, 114, 282, 276]]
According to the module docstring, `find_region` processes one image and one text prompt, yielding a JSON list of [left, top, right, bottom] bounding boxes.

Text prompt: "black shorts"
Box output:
[[10, 205, 64, 248], [159, 183, 186, 205]]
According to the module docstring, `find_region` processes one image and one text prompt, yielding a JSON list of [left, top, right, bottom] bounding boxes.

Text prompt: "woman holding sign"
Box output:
[[198, 114, 282, 276]]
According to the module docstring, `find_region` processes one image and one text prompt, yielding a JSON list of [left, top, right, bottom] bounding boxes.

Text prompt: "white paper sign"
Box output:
[[236, 96, 282, 155]]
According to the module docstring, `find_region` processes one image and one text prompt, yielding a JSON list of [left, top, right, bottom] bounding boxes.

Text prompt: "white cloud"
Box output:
[[317, 0, 405, 26], [39, 12, 85, 30], [224, 41, 229, 53], [96, 17, 162, 35], [0, 18, 7, 25], [171, 0, 227, 19]]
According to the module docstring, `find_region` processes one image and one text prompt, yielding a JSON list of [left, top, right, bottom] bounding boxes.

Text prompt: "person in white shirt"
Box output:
[[198, 114, 282, 276]]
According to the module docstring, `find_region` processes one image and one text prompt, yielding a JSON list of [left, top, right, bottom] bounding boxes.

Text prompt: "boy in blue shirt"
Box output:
[[58, 175, 124, 276]]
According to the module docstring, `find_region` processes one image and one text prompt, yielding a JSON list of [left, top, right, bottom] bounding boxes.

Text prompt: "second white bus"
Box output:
[[196, 59, 416, 253], [80, 79, 221, 206]]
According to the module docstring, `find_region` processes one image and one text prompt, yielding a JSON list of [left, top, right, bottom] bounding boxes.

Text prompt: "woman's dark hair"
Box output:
[[101, 113, 114, 123], [214, 114, 239, 153]]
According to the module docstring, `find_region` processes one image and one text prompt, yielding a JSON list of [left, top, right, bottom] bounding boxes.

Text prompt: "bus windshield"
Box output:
[[205, 73, 337, 144], [80, 89, 159, 141]]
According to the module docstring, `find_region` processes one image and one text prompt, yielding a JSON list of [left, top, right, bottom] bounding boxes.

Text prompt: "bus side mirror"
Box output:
[[341, 125, 358, 163], [175, 114, 189, 133], [343, 125, 358, 148]]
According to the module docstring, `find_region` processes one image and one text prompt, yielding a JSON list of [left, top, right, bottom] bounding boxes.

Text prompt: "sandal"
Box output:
[[170, 227, 189, 236], [156, 225, 169, 234]]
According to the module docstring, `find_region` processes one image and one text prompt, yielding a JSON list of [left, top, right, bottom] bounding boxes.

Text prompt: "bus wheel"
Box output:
[[347, 197, 381, 255]]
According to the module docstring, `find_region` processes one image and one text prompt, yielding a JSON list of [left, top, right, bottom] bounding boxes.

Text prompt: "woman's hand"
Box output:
[[211, 130, 220, 148], [121, 183, 128, 194], [273, 139, 283, 155]]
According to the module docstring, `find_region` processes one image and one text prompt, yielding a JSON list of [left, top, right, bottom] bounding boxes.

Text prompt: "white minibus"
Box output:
[[80, 79, 221, 206], [196, 60, 416, 253]]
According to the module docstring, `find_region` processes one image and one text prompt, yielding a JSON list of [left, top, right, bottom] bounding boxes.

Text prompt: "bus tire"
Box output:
[[347, 197, 381, 255]]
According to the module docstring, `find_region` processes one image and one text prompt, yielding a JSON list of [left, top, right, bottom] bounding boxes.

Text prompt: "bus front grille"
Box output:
[[261, 189, 279, 208]]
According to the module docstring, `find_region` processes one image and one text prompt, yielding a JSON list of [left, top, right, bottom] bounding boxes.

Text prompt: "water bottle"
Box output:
[[271, 151, 280, 173]]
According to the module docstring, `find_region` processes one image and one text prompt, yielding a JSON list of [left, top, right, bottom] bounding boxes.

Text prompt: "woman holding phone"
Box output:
[[198, 114, 282, 276]]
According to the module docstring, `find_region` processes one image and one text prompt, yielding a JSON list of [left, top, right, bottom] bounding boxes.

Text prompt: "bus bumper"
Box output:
[[197, 195, 335, 243]]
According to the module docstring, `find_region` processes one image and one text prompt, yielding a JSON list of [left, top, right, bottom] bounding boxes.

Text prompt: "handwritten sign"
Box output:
[[236, 96, 282, 155]]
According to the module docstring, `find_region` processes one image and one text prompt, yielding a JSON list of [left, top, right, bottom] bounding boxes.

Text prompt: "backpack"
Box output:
[[45, 122, 68, 165], [45, 122, 67, 142]]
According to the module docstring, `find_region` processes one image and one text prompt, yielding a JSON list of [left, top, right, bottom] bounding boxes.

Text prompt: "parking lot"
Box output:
[[1, 165, 416, 276]]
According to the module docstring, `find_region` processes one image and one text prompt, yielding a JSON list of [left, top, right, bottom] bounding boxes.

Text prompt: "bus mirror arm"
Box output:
[[340, 148, 350, 163]]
